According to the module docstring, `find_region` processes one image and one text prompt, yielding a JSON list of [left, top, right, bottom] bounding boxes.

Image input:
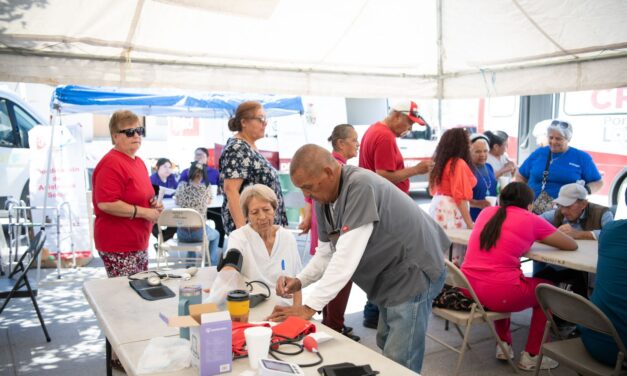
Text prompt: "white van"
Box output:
[[0, 88, 47, 213]]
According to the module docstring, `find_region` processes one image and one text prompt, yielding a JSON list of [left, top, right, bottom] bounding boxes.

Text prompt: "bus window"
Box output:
[[14, 104, 38, 148], [402, 125, 433, 140], [0, 99, 17, 147]]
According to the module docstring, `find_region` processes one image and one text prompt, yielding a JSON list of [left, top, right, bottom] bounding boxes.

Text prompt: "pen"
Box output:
[[281, 259, 287, 290]]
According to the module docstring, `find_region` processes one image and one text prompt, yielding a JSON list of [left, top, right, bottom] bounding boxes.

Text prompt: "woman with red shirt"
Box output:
[[428, 128, 477, 263], [92, 110, 163, 278]]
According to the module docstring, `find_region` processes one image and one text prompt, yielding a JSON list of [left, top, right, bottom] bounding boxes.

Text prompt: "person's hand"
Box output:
[[275, 276, 302, 298], [414, 160, 434, 175], [558, 223, 575, 236], [266, 304, 315, 322], [140, 207, 161, 223], [477, 199, 491, 209], [298, 218, 311, 235], [149, 197, 164, 212], [504, 161, 517, 173]]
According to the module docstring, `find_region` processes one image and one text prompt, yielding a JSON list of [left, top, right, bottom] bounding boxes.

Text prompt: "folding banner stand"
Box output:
[[29, 112, 91, 280]]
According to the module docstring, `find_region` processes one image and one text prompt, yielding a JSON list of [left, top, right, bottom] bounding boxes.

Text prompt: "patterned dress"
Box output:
[[219, 137, 287, 233], [175, 181, 212, 221]]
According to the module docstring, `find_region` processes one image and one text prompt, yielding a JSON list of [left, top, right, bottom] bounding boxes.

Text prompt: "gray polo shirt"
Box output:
[[315, 165, 449, 307]]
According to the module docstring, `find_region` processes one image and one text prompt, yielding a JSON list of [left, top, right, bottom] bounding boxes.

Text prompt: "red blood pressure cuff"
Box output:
[[271, 316, 316, 341]]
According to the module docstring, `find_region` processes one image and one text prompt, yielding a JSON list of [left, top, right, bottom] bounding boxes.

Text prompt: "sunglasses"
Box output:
[[549, 120, 570, 129], [117, 127, 145, 137]]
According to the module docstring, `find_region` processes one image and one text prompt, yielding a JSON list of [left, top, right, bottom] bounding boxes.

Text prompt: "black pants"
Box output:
[[534, 265, 589, 298], [206, 208, 226, 248], [152, 225, 177, 242]]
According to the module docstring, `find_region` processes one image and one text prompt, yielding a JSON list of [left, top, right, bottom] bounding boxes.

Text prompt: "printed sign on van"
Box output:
[[28, 124, 92, 261]]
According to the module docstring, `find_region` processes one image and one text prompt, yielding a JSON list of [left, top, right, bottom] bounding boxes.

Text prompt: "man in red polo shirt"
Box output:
[[358, 99, 433, 328], [359, 100, 433, 193]]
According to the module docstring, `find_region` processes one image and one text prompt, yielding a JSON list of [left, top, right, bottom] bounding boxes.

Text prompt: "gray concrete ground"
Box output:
[[0, 192, 579, 375]]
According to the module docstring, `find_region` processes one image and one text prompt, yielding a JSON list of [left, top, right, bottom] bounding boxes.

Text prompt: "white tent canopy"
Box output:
[[1, 0, 626, 98]]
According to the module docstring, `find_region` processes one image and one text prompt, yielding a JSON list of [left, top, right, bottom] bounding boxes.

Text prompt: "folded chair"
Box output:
[[0, 230, 50, 342], [534, 283, 627, 376], [156, 208, 208, 270], [427, 259, 518, 375]]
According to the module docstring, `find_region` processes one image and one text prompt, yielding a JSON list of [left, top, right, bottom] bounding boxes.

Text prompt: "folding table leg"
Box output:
[[106, 338, 112, 376]]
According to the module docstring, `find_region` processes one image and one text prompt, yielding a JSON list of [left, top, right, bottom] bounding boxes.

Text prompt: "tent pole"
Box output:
[[436, 0, 444, 131]]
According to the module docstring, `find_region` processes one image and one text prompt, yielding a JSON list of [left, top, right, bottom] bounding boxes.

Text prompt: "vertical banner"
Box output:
[[28, 124, 92, 264]]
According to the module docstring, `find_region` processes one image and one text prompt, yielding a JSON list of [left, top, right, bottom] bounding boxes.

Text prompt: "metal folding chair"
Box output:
[[0, 230, 50, 342], [535, 283, 627, 376], [156, 208, 208, 270], [427, 259, 518, 375]]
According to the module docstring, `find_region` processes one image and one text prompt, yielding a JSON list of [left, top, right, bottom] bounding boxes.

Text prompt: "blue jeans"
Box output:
[[176, 225, 221, 266], [376, 269, 446, 374]]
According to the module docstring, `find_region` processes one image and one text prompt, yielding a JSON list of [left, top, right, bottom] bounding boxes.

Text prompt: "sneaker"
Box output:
[[495, 342, 514, 360], [362, 319, 378, 329], [517, 351, 559, 371], [342, 325, 353, 335]]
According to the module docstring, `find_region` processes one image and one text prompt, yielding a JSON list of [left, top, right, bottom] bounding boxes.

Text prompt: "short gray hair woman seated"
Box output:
[[207, 184, 302, 306]]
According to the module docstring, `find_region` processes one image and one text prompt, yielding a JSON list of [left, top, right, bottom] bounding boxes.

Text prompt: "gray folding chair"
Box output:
[[427, 259, 519, 375], [156, 208, 208, 270], [0, 230, 50, 342], [535, 283, 627, 376]]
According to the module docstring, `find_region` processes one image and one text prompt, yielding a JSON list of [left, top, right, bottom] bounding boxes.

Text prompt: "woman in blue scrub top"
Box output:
[[469, 135, 497, 221], [516, 120, 602, 210]]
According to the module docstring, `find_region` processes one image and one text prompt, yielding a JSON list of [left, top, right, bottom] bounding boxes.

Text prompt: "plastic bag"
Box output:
[[136, 337, 191, 374], [204, 269, 246, 310]]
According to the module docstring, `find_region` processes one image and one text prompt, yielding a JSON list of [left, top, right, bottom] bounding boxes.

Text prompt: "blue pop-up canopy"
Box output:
[[51, 85, 304, 118]]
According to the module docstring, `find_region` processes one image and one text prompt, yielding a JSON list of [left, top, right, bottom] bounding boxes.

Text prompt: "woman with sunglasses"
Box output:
[[92, 110, 163, 278], [219, 101, 287, 235], [516, 119, 602, 214], [91, 110, 163, 372]]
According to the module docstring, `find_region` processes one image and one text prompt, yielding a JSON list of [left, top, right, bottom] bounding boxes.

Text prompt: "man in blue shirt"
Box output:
[[581, 191, 627, 366]]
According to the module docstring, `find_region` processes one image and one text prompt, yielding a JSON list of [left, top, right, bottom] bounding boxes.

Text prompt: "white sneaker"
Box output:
[[496, 342, 514, 360], [517, 351, 559, 371]]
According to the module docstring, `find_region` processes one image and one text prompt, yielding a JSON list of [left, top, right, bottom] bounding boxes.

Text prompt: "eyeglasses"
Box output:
[[549, 120, 570, 129], [117, 127, 145, 137], [246, 116, 267, 124]]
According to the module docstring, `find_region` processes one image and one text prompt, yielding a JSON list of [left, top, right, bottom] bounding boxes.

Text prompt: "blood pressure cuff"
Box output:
[[271, 316, 316, 341], [232, 317, 316, 357], [217, 249, 243, 272]]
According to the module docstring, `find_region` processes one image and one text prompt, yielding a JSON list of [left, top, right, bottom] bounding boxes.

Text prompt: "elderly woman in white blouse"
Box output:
[[212, 184, 302, 305]]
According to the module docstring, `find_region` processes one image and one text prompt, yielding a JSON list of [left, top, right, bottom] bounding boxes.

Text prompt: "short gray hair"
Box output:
[[240, 184, 278, 217]]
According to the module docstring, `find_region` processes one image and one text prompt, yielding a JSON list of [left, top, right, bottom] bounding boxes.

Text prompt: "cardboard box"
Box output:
[[161, 303, 232, 375]]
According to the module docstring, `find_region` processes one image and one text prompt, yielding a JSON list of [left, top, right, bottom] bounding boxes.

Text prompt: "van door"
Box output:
[[0, 97, 34, 209]]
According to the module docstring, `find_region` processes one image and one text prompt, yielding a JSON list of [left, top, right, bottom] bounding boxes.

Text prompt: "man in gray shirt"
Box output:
[[268, 144, 449, 373]]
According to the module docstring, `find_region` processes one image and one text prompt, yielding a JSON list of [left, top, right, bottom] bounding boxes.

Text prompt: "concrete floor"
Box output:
[[0, 229, 581, 376]]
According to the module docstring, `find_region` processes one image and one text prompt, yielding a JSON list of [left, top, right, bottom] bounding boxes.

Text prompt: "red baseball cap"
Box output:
[[389, 100, 427, 126]]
